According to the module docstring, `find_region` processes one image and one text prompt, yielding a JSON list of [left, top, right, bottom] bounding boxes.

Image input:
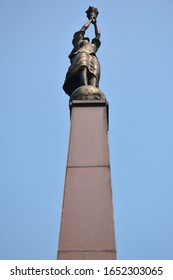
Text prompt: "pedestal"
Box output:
[[57, 100, 116, 260]]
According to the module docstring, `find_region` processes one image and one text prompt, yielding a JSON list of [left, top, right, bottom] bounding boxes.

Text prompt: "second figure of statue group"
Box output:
[[63, 7, 101, 96]]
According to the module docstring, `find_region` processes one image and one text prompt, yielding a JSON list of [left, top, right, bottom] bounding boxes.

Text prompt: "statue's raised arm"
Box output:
[[93, 20, 100, 40], [80, 19, 92, 33], [63, 7, 106, 101]]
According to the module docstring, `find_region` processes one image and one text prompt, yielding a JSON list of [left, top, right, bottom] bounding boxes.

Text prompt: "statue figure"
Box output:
[[63, 7, 101, 97]]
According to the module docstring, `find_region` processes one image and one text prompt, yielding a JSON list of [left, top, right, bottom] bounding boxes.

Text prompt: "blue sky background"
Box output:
[[0, 0, 173, 260]]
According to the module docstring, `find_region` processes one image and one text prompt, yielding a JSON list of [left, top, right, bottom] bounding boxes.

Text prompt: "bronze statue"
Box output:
[[63, 7, 101, 97]]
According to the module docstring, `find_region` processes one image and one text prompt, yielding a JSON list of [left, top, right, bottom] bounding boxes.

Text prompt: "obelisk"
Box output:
[[57, 7, 116, 260]]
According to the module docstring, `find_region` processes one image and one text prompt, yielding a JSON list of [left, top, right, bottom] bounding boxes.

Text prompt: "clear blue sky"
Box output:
[[0, 0, 173, 260]]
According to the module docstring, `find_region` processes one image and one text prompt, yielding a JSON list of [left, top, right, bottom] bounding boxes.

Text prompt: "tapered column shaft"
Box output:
[[58, 100, 116, 260]]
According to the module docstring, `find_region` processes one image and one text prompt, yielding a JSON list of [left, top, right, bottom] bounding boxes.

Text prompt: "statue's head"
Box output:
[[86, 6, 99, 20], [83, 37, 90, 43], [77, 37, 90, 48]]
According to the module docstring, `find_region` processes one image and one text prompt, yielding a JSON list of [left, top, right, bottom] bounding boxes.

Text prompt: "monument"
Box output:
[[57, 7, 116, 260]]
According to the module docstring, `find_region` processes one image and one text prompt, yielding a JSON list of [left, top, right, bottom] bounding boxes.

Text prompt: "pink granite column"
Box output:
[[57, 100, 116, 260]]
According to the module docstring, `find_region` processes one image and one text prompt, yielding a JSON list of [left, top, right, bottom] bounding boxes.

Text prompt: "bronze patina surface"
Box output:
[[69, 85, 106, 102], [63, 7, 102, 98]]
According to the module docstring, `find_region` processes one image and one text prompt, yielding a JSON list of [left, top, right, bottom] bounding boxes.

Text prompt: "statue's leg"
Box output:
[[89, 74, 97, 87], [80, 67, 88, 86]]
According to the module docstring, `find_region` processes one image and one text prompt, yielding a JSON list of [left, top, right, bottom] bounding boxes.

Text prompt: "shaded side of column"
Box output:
[[57, 101, 116, 260]]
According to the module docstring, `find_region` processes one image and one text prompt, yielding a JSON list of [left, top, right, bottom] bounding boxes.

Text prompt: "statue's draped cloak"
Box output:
[[63, 31, 101, 96]]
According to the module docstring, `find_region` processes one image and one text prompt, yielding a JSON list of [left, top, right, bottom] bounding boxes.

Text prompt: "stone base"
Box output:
[[69, 85, 107, 102], [57, 100, 116, 260]]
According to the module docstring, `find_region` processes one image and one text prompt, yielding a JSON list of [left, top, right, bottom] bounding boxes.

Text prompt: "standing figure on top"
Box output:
[[63, 7, 101, 96]]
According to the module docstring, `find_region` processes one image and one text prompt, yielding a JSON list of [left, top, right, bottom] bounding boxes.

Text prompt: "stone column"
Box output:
[[57, 99, 116, 260]]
